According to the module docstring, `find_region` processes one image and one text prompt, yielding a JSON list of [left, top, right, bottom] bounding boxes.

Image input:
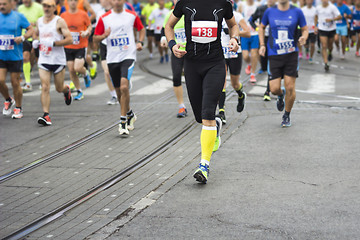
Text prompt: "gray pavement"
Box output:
[[0, 48, 359, 240]]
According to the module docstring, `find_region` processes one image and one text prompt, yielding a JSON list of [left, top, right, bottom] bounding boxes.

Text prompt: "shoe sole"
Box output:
[[281, 123, 291, 128], [177, 114, 187, 118], [119, 132, 129, 137], [128, 115, 137, 131], [12, 115, 23, 119], [237, 93, 247, 112], [38, 118, 51, 126], [193, 172, 207, 183]]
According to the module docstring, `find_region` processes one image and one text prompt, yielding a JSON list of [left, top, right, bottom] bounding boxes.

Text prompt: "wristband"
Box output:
[[21, 36, 25, 42], [137, 40, 144, 46], [168, 39, 176, 53]]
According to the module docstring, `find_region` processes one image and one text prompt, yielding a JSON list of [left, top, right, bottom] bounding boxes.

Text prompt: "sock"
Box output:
[[110, 90, 117, 98], [218, 89, 226, 110], [250, 73, 255, 77], [126, 109, 133, 117], [23, 62, 31, 84], [200, 125, 217, 164], [120, 116, 127, 123], [43, 112, 49, 117], [6, 97, 12, 102], [284, 111, 290, 117], [200, 159, 210, 166], [15, 106, 22, 110], [179, 103, 185, 109], [235, 83, 244, 98]]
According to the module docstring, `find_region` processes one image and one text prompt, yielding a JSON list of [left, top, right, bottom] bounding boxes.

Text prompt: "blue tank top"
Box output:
[[352, 7, 360, 30]]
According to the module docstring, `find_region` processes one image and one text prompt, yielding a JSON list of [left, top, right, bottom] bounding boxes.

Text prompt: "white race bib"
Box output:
[[0, 35, 15, 50], [40, 44, 52, 57], [71, 32, 80, 45], [191, 21, 218, 44], [353, 19, 360, 27], [174, 28, 186, 43], [110, 34, 130, 51], [275, 30, 295, 55]]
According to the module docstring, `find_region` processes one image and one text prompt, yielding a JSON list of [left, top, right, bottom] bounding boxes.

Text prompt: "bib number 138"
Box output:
[[191, 21, 217, 44]]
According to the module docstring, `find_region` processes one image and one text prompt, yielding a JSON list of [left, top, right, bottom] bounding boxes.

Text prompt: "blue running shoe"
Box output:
[[74, 91, 84, 101], [276, 87, 285, 112], [160, 56, 164, 64], [258, 69, 264, 74], [281, 114, 291, 127], [165, 54, 169, 62], [193, 163, 209, 183], [84, 72, 91, 88]]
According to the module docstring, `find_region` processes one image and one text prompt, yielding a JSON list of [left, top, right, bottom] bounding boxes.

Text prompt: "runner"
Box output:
[[148, 0, 169, 63], [217, 1, 251, 124], [238, 0, 259, 83], [165, 0, 240, 183], [18, 0, 43, 91], [259, 0, 309, 127], [160, 0, 187, 117], [302, 0, 317, 63], [33, 0, 73, 125], [141, 0, 159, 59], [63, 0, 96, 22], [314, 0, 341, 71], [249, 0, 276, 101], [0, 0, 33, 119], [94, 0, 145, 136], [350, 0, 360, 56], [61, 0, 92, 100], [132, 0, 142, 17], [334, 0, 352, 59]]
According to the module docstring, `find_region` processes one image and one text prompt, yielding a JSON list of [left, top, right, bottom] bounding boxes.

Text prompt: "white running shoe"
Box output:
[[3, 98, 15, 116], [107, 97, 118, 105], [127, 113, 137, 131], [119, 121, 129, 136]]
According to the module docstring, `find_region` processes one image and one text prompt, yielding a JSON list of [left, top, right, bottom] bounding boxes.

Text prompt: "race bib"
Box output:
[[275, 30, 295, 55], [71, 32, 80, 45], [223, 46, 238, 58], [0, 35, 15, 50], [110, 35, 130, 51], [353, 19, 360, 27], [191, 21, 217, 44], [40, 44, 52, 57], [174, 28, 186, 43], [322, 21, 334, 28]]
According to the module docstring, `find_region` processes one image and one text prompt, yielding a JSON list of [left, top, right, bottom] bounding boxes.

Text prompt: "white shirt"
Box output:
[[302, 6, 316, 33], [239, 1, 259, 35], [95, 9, 143, 63], [221, 11, 243, 58], [315, 3, 341, 31], [148, 8, 169, 34]]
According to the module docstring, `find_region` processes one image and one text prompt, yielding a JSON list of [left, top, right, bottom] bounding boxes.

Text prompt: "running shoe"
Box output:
[[340, 52, 345, 60], [281, 114, 291, 127], [213, 117, 222, 152], [22, 83, 32, 92], [3, 98, 15, 116], [328, 52, 333, 61], [160, 56, 164, 64], [306, 53, 309, 60], [69, 81, 76, 92], [217, 110, 226, 125], [299, 52, 303, 59], [263, 91, 271, 101], [193, 163, 209, 184], [258, 69, 264, 74], [149, 53, 153, 59], [245, 64, 251, 75], [308, 58, 313, 64], [324, 63, 330, 72], [38, 115, 52, 126], [356, 51, 360, 57], [74, 91, 84, 101], [119, 121, 129, 136], [345, 46, 349, 52], [90, 61, 97, 79], [177, 107, 187, 118], [64, 85, 72, 105], [165, 54, 169, 63], [11, 108, 23, 119], [127, 113, 137, 131], [84, 71, 91, 88], [250, 75, 256, 83], [107, 96, 118, 105], [237, 92, 246, 112], [276, 87, 285, 112]]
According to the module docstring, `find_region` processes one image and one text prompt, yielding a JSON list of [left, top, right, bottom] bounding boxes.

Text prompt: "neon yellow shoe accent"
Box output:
[[213, 136, 221, 152], [90, 61, 97, 79], [69, 81, 75, 91], [193, 163, 209, 183]]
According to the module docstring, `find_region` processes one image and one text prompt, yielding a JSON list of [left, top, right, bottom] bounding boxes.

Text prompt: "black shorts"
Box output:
[[23, 40, 32, 52], [306, 33, 316, 44], [171, 53, 184, 87], [184, 58, 226, 123], [225, 53, 242, 76], [100, 43, 107, 61], [65, 48, 86, 61], [107, 59, 135, 88], [350, 29, 360, 37], [146, 29, 154, 37], [38, 64, 65, 74], [268, 51, 298, 81], [154, 34, 161, 42], [319, 30, 336, 38], [0, 60, 22, 72]]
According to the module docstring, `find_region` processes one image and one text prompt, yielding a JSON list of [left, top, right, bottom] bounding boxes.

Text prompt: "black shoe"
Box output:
[[328, 53, 333, 61], [64, 85, 72, 105], [263, 91, 271, 101], [276, 87, 285, 112], [237, 92, 246, 112], [324, 63, 330, 72], [216, 111, 226, 124]]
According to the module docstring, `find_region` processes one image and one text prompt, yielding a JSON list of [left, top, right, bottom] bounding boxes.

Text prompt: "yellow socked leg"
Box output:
[[23, 62, 31, 84], [200, 125, 217, 165]]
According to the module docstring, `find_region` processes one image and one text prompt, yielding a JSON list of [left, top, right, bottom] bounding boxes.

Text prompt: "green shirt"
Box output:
[[18, 2, 44, 41], [141, 3, 159, 26], [163, 10, 186, 48]]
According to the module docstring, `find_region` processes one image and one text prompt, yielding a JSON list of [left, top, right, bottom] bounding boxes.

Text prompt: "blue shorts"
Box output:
[[336, 25, 348, 36], [240, 35, 259, 51]]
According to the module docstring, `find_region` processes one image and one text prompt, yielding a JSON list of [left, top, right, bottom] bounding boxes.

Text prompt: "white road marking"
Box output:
[[132, 78, 172, 95], [307, 74, 335, 93]]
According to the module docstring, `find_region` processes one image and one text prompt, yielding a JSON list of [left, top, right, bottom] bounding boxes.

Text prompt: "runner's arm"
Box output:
[[83, 0, 96, 22], [239, 18, 251, 38], [165, 13, 186, 58], [56, 18, 73, 46], [258, 23, 266, 56], [15, 25, 33, 44], [226, 16, 240, 52]]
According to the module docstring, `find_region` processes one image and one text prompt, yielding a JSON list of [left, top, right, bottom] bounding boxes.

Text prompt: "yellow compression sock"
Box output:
[[235, 82, 243, 92], [200, 125, 217, 164], [23, 62, 31, 84]]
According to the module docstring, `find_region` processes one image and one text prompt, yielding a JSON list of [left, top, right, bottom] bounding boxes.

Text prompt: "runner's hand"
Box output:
[[14, 37, 23, 44], [229, 38, 239, 52], [259, 45, 266, 57], [32, 40, 39, 49], [172, 44, 187, 58], [160, 36, 167, 47], [136, 42, 143, 51], [80, 30, 89, 38], [298, 36, 306, 46]]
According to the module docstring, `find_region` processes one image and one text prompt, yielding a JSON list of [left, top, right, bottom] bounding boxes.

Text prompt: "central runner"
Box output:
[[165, 0, 240, 184]]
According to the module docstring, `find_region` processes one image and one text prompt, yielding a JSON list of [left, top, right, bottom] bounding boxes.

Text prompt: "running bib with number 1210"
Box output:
[[191, 21, 217, 44]]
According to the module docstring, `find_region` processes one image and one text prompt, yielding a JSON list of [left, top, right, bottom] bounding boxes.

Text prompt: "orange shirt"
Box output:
[[61, 10, 90, 49], [64, 0, 85, 12]]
